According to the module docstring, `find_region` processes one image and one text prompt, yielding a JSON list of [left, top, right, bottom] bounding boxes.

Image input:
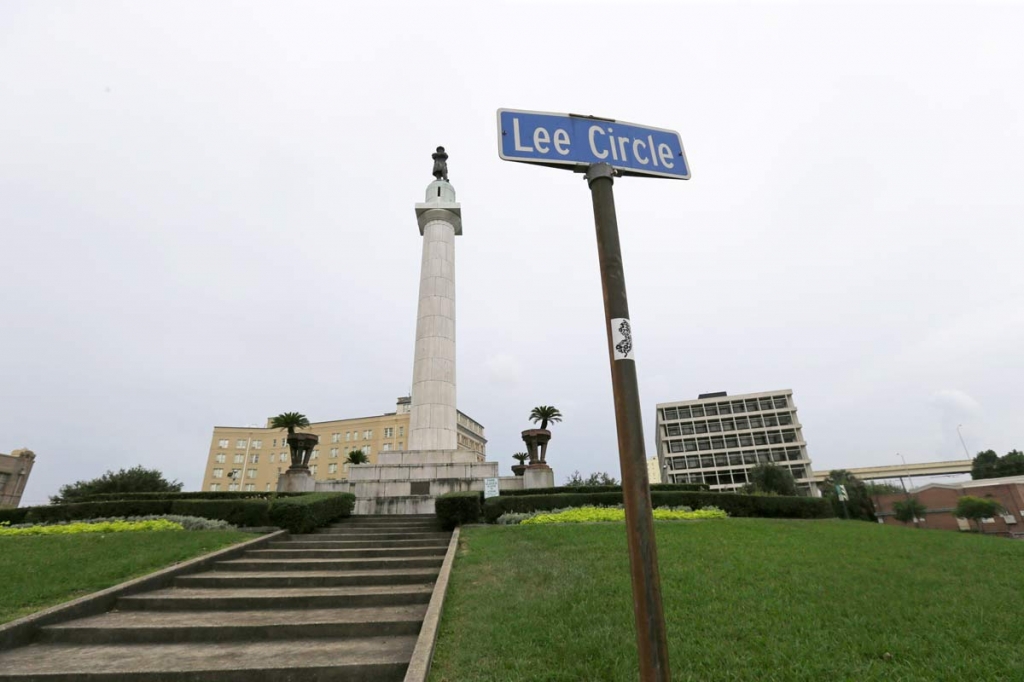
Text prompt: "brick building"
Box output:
[[873, 475, 1024, 536]]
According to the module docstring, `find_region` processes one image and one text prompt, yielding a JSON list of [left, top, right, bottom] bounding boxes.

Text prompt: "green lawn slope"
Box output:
[[430, 519, 1024, 682], [0, 530, 251, 623]]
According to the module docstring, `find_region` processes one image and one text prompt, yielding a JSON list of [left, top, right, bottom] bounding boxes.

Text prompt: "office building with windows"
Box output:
[[655, 389, 815, 494], [200, 397, 486, 493]]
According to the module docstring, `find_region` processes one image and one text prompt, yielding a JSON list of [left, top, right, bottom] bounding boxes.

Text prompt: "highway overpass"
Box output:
[[811, 460, 973, 484]]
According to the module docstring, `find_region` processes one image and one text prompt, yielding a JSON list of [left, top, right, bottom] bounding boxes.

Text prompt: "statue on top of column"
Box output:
[[432, 146, 449, 182]]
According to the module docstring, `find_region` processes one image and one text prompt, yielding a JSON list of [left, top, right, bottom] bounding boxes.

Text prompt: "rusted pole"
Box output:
[[585, 162, 671, 681]]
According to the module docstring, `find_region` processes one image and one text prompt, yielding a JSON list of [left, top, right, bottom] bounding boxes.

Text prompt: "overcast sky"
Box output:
[[3, 1, 1022, 505]]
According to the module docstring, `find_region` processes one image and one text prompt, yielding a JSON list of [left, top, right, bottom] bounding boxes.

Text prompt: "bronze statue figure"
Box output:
[[432, 146, 449, 182]]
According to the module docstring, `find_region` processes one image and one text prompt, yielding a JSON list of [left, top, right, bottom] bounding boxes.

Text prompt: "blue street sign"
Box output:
[[497, 109, 690, 180]]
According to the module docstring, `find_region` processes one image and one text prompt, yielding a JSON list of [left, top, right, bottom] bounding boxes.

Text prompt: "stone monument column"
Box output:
[[409, 147, 462, 451]]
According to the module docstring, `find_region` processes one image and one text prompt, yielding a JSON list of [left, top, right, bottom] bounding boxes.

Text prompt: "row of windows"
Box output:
[[329, 429, 384, 443], [211, 468, 260, 479], [210, 483, 272, 492], [666, 446, 806, 471], [218, 429, 393, 451], [663, 413, 795, 437], [669, 464, 808, 487], [661, 395, 789, 422], [665, 430, 800, 453]]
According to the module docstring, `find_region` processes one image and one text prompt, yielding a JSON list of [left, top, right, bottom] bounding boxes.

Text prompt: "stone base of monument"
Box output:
[[317, 449, 499, 515], [523, 463, 555, 489], [277, 468, 316, 493]]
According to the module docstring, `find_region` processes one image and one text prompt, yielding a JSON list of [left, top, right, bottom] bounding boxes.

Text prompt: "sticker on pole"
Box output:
[[611, 318, 634, 360]]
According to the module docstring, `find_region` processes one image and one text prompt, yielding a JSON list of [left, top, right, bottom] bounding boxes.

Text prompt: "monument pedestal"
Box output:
[[277, 468, 316, 493], [523, 464, 555, 490]]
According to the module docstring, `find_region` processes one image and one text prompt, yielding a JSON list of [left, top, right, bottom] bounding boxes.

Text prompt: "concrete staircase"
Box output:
[[0, 515, 450, 681]]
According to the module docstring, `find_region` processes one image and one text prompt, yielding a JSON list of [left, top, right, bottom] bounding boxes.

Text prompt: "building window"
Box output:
[[266, 483, 272, 491], [212, 468, 224, 478], [311, 449, 319, 460], [384, 427, 394, 438], [228, 483, 239, 491], [209, 483, 221, 491], [364, 446, 371, 456], [310, 464, 318, 475], [252, 440, 262, 449], [383, 443, 391, 451], [328, 463, 338, 474], [215, 453, 226, 463], [364, 430, 373, 440], [250, 454, 259, 463], [399, 426, 404, 437], [245, 483, 255, 491], [272, 439, 277, 447], [398, 442, 403, 449], [218, 439, 229, 448], [236, 439, 247, 448], [233, 454, 245, 464], [346, 432, 351, 441], [281, 452, 288, 462], [330, 448, 339, 458], [246, 468, 257, 478]]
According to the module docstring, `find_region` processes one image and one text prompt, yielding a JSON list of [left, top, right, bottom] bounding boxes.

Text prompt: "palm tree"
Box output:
[[529, 406, 563, 431], [270, 412, 310, 434], [512, 452, 529, 466], [346, 449, 369, 465]]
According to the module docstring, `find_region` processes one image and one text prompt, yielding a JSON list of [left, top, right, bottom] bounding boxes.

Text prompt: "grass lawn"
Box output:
[[0, 530, 251, 624], [429, 519, 1024, 682]]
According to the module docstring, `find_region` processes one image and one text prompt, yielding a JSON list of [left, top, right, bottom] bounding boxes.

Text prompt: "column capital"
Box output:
[[415, 205, 462, 235]]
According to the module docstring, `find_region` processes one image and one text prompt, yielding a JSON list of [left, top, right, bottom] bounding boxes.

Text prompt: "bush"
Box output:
[[24, 515, 236, 531], [483, 491, 833, 524], [72, 491, 306, 503], [25, 500, 175, 524], [520, 505, 728, 525], [498, 483, 708, 497], [436, 491, 483, 529], [170, 500, 271, 527], [268, 493, 355, 534], [51, 466, 183, 504], [0, 507, 30, 525], [0, 519, 183, 536]]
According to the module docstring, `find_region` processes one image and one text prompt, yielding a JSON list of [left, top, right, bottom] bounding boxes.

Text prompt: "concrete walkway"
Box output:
[[0, 515, 449, 681]]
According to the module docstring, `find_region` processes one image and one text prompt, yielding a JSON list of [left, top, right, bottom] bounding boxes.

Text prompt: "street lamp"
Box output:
[[956, 424, 971, 459]]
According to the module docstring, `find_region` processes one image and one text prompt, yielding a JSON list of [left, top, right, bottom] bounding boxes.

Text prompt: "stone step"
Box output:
[[118, 584, 434, 611], [311, 530, 450, 540], [269, 539, 448, 550], [175, 568, 440, 589], [247, 547, 447, 559], [38, 605, 427, 644], [0, 636, 416, 681], [324, 524, 440, 532], [216, 556, 444, 571]]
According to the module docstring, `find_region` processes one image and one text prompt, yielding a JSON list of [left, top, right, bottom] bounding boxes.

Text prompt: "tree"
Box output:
[[997, 450, 1024, 477], [954, 495, 1004, 534], [819, 470, 876, 521], [269, 412, 310, 435], [971, 450, 1001, 480], [51, 466, 182, 504], [892, 497, 927, 525], [744, 463, 798, 496], [564, 470, 619, 486], [512, 452, 529, 466], [345, 449, 369, 465], [864, 481, 904, 495], [529, 406, 563, 431]]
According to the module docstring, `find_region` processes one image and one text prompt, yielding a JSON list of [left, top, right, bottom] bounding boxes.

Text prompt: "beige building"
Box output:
[[200, 398, 486, 492], [647, 457, 662, 484], [655, 389, 816, 494], [0, 448, 36, 508]]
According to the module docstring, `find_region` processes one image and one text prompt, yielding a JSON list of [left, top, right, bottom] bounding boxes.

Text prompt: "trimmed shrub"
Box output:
[[73, 491, 306, 503], [170, 500, 271, 527], [0, 507, 31, 525], [436, 491, 483, 530], [24, 500, 174, 524], [0, 519, 183, 536], [498, 483, 709, 497], [482, 491, 833, 524], [268, 493, 355, 534]]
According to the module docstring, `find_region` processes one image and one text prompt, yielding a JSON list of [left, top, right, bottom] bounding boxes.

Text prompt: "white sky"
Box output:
[[2, 1, 1022, 505]]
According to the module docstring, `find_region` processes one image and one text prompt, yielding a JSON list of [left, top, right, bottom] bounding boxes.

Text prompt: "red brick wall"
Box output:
[[873, 483, 1024, 535]]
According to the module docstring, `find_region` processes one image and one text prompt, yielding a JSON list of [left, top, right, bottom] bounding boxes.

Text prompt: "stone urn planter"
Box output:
[[521, 429, 552, 466], [511, 464, 527, 477], [286, 433, 320, 470]]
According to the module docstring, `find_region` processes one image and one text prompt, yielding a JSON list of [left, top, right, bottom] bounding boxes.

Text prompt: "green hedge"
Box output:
[[171, 500, 271, 527], [436, 491, 483, 530], [268, 493, 355, 534], [25, 500, 174, 524], [0, 507, 31, 524], [72, 491, 307, 503], [498, 483, 709, 497], [482, 491, 834, 524]]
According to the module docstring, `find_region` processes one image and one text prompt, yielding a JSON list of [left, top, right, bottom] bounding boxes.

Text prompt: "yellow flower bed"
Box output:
[[520, 506, 727, 525], [0, 519, 184, 537]]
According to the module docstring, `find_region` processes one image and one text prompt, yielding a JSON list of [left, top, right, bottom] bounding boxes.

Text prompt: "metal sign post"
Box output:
[[498, 109, 689, 682]]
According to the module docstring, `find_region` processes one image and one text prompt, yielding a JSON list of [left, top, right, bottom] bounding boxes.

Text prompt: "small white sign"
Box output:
[[611, 318, 634, 361], [836, 484, 849, 502], [484, 477, 499, 499]]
